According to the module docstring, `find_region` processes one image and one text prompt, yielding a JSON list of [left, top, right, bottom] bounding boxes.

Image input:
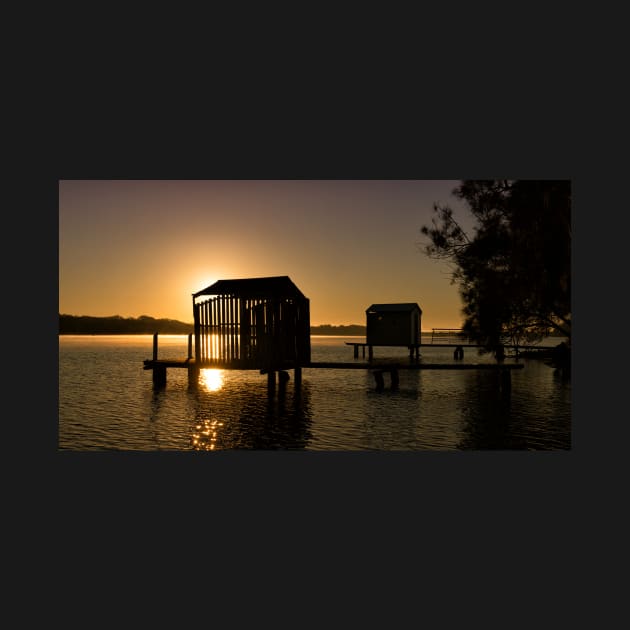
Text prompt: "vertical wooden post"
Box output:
[[211, 298, 216, 360], [201, 300, 206, 362], [278, 370, 290, 383], [368, 345, 373, 361], [187, 363, 199, 388], [294, 366, 302, 390], [373, 370, 384, 390], [217, 295, 225, 361], [231, 296, 235, 361], [188, 333, 193, 360], [240, 299, 246, 361], [224, 295, 229, 362], [229, 296, 234, 361], [208, 299, 213, 361], [193, 296, 200, 365], [267, 370, 276, 394], [354, 344, 358, 359], [153, 365, 166, 387], [153, 332, 158, 361], [390, 369, 399, 390]]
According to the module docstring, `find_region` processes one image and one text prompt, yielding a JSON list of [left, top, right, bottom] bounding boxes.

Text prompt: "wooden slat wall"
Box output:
[[194, 293, 311, 368]]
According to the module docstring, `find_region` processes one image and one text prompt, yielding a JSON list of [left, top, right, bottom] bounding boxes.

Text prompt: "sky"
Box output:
[[58, 180, 475, 329]]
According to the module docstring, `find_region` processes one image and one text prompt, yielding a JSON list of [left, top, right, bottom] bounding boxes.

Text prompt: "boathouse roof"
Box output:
[[193, 275, 307, 299], [366, 303, 422, 313]]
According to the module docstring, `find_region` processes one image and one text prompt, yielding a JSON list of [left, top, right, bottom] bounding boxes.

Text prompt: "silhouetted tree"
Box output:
[[420, 180, 571, 349]]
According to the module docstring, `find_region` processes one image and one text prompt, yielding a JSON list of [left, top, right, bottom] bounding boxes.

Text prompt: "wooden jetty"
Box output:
[[144, 333, 523, 392], [347, 333, 559, 361], [142, 276, 525, 394], [346, 342, 421, 360]]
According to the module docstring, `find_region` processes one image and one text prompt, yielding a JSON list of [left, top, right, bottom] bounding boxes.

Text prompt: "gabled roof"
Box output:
[[366, 303, 422, 313], [193, 275, 307, 299]]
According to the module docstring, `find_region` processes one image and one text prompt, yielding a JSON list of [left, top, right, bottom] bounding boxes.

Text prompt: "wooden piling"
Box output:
[[153, 332, 158, 361], [187, 360, 199, 388], [267, 370, 276, 392], [153, 364, 166, 387], [278, 370, 290, 396], [373, 370, 385, 390], [390, 369, 399, 390]]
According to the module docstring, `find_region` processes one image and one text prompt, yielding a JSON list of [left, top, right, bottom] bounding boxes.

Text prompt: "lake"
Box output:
[[58, 334, 571, 451]]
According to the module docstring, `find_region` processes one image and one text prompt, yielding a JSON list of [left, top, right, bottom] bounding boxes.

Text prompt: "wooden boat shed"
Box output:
[[366, 303, 422, 347], [192, 275, 311, 371]]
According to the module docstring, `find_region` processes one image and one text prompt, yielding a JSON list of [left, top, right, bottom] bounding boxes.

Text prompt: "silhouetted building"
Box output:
[[366, 303, 422, 347], [192, 275, 311, 370]]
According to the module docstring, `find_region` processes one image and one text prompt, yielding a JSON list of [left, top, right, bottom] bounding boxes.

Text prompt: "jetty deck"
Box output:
[[144, 357, 522, 392], [143, 358, 525, 372], [346, 340, 557, 360], [307, 361, 524, 370], [143, 333, 523, 392]]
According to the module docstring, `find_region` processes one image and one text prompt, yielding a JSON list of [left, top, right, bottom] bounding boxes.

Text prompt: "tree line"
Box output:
[[59, 314, 367, 336], [59, 314, 195, 334]]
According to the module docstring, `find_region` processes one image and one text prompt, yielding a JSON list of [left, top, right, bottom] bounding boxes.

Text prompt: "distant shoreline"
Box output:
[[58, 314, 370, 336], [58, 314, 566, 338]]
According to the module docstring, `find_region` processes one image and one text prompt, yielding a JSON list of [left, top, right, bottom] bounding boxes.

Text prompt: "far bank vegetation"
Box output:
[[59, 314, 367, 336]]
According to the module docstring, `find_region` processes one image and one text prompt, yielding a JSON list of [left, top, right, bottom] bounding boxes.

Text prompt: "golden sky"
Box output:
[[59, 180, 473, 329]]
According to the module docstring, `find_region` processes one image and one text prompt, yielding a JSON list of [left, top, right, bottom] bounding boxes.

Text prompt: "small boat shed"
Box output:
[[366, 303, 422, 347], [192, 275, 311, 371]]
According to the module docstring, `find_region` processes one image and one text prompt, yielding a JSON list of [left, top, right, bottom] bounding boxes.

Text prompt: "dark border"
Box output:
[[38, 101, 594, 560]]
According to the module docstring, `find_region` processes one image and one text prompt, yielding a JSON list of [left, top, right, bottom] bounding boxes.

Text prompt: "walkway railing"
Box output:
[[430, 328, 469, 344]]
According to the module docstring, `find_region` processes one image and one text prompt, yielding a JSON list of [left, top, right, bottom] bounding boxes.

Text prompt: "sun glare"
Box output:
[[200, 368, 224, 392]]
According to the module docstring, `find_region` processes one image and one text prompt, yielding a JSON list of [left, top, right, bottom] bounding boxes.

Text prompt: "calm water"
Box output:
[[58, 335, 571, 451]]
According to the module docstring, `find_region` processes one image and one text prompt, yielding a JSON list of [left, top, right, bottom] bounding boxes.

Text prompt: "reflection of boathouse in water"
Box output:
[[192, 275, 311, 371]]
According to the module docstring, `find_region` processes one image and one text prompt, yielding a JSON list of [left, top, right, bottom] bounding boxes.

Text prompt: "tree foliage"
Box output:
[[420, 180, 571, 349]]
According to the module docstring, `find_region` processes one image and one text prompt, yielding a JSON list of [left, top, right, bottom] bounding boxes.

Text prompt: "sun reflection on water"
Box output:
[[191, 419, 224, 450], [200, 368, 224, 392]]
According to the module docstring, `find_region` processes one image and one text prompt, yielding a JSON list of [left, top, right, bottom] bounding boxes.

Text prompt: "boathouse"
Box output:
[[366, 303, 422, 347], [192, 275, 311, 371]]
